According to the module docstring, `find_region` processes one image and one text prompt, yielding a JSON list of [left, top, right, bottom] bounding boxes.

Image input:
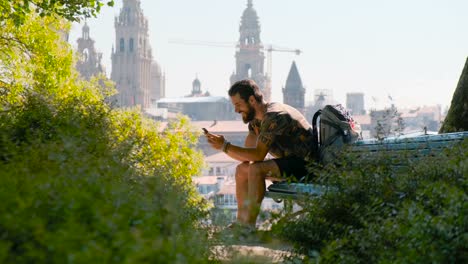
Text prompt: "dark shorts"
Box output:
[[272, 156, 309, 180]]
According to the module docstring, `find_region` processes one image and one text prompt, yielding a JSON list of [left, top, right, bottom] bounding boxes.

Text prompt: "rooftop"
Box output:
[[156, 120, 248, 133], [192, 120, 248, 133], [156, 96, 228, 104], [205, 152, 238, 163], [353, 114, 371, 125], [217, 180, 236, 195], [193, 176, 226, 185]]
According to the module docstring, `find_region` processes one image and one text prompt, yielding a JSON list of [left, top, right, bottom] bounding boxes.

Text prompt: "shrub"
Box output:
[[0, 12, 213, 263], [273, 140, 468, 263]]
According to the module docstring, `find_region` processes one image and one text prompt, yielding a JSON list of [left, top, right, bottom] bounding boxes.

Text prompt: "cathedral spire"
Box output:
[[283, 61, 305, 112], [285, 61, 303, 90], [239, 0, 261, 45], [82, 21, 89, 40]]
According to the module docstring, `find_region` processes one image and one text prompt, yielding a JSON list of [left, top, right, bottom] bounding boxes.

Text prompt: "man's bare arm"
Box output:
[[224, 140, 269, 162], [205, 132, 268, 162], [244, 132, 257, 148]]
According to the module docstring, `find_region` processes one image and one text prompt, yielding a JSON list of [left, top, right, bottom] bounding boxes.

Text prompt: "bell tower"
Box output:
[[230, 0, 271, 101], [111, 0, 165, 108], [76, 22, 105, 80], [192, 76, 202, 96]]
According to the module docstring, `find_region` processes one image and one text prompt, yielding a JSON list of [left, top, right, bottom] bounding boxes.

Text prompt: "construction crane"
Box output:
[[264, 45, 301, 92], [168, 38, 301, 84]]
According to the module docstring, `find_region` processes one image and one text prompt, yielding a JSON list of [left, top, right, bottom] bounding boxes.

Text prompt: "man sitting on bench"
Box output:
[[204, 79, 316, 231]]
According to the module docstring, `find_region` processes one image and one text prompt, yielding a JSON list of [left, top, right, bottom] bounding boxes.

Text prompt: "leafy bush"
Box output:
[[273, 141, 468, 263], [0, 12, 213, 263]]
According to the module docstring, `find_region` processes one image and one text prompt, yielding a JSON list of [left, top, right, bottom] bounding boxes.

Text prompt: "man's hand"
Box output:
[[205, 131, 226, 151], [204, 130, 268, 162]]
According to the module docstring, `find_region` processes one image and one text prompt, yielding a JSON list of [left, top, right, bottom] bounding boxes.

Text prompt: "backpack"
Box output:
[[312, 104, 361, 165]]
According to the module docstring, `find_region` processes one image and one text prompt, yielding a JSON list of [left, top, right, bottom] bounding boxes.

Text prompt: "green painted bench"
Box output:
[[265, 131, 468, 201]]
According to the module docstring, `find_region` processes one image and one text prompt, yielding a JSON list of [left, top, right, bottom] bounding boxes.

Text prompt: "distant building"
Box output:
[[202, 152, 238, 177], [353, 114, 372, 138], [188, 76, 210, 97], [369, 105, 442, 138], [189, 76, 201, 96], [400, 105, 442, 133], [150, 76, 234, 121], [150, 61, 165, 105], [193, 176, 226, 199], [155, 96, 235, 122], [283, 61, 305, 113], [305, 89, 336, 122], [214, 179, 238, 223], [111, 0, 165, 108], [369, 105, 404, 138], [76, 22, 105, 80], [230, 0, 271, 101], [346, 93, 365, 115]]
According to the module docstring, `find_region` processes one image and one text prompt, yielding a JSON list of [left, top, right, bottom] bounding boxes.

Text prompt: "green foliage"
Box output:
[[370, 105, 405, 140], [273, 142, 468, 263], [440, 57, 468, 133], [0, 0, 114, 26], [0, 11, 214, 263]]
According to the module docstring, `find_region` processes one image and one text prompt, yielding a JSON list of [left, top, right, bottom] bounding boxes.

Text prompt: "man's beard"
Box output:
[[242, 104, 256, 123]]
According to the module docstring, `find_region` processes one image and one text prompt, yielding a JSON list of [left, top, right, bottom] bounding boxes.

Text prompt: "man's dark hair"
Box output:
[[228, 79, 264, 103]]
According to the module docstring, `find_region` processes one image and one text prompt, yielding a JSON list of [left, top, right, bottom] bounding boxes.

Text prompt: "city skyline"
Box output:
[[68, 0, 468, 111]]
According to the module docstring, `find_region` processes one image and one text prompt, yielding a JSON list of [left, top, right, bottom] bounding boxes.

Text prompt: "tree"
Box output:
[[370, 104, 405, 140], [440, 57, 468, 133], [0, 11, 214, 263], [0, 0, 114, 26]]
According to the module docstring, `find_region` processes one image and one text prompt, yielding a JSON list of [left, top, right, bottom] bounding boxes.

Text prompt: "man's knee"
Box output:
[[235, 162, 250, 181], [248, 162, 266, 181]]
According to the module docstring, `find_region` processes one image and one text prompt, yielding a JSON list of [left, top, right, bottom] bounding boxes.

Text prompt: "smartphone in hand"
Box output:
[[202, 128, 208, 134]]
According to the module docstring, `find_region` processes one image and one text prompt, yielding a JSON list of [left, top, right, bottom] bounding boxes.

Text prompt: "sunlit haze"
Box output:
[[69, 0, 468, 111]]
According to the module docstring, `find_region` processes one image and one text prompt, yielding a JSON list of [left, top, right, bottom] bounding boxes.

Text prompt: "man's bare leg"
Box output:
[[234, 162, 250, 224], [246, 160, 281, 226]]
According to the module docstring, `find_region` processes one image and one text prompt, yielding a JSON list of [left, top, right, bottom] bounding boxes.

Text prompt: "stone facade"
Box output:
[[76, 23, 105, 80], [111, 0, 165, 108], [346, 92, 366, 115], [230, 0, 271, 101], [156, 97, 235, 122]]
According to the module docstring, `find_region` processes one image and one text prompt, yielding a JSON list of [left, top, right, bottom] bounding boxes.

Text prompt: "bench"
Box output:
[[265, 131, 468, 201]]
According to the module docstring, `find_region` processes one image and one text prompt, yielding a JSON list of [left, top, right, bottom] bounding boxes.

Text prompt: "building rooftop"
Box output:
[[400, 105, 441, 119], [205, 152, 238, 163], [156, 120, 248, 133], [192, 120, 248, 133], [193, 176, 226, 185], [157, 96, 228, 104], [353, 114, 371, 125], [217, 180, 236, 195]]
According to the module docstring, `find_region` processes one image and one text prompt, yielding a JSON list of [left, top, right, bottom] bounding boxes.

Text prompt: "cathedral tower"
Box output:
[[150, 61, 165, 104], [76, 22, 105, 80], [283, 61, 305, 113], [191, 76, 202, 96], [111, 0, 165, 108], [230, 0, 271, 101]]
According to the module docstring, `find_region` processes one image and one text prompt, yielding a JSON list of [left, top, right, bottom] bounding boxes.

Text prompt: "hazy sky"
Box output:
[[69, 0, 468, 111]]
